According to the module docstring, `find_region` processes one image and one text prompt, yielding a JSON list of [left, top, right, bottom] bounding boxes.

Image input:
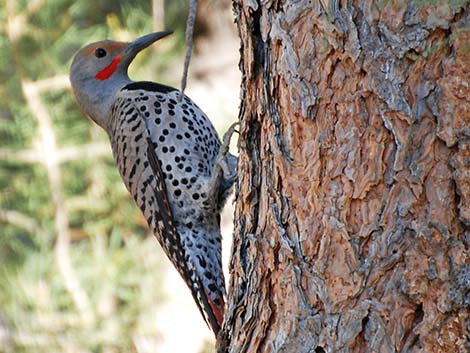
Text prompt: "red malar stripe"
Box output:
[[95, 56, 122, 80]]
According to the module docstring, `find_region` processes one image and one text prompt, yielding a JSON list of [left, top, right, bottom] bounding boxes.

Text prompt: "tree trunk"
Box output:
[[219, 1, 470, 352]]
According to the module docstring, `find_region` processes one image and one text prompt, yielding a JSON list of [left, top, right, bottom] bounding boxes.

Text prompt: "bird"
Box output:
[[69, 31, 238, 335]]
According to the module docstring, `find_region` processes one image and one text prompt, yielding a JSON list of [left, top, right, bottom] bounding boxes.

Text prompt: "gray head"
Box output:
[[70, 31, 172, 130]]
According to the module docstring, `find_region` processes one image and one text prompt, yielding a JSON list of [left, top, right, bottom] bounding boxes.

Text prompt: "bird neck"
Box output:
[[73, 74, 132, 131]]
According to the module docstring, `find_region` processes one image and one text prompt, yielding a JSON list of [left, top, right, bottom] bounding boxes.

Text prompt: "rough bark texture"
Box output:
[[219, 1, 470, 352]]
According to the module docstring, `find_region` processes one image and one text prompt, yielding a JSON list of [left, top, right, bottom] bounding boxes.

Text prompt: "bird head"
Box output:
[[70, 31, 173, 130]]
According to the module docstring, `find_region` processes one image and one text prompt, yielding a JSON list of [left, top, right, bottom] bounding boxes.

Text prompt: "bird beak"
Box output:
[[123, 31, 173, 62]]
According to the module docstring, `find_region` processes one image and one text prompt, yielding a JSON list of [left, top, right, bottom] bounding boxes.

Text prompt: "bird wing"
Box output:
[[109, 94, 221, 334], [145, 136, 222, 334]]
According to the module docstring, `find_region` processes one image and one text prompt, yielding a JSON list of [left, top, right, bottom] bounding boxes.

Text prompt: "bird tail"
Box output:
[[186, 262, 225, 335]]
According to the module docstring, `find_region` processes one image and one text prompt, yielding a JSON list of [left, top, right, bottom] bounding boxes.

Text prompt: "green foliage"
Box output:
[[0, 0, 192, 351], [0, 234, 166, 353]]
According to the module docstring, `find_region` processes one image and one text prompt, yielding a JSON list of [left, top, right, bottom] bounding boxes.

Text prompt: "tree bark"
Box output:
[[219, 1, 470, 352]]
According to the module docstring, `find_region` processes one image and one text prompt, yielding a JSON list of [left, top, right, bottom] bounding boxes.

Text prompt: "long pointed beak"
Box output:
[[124, 31, 173, 61]]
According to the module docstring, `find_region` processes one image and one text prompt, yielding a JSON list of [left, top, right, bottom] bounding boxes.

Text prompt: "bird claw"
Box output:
[[218, 121, 239, 178], [207, 122, 239, 204], [220, 122, 240, 156]]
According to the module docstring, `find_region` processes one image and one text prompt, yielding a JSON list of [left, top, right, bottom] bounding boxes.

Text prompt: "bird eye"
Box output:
[[95, 48, 107, 58]]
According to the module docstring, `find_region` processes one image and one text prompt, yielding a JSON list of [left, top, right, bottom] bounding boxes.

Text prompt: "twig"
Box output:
[[6, 0, 93, 330], [5, 0, 47, 43], [21, 79, 93, 323], [33, 75, 70, 93], [152, 0, 165, 32], [5, 0, 26, 43], [179, 0, 199, 101], [0, 142, 111, 164], [0, 209, 46, 237]]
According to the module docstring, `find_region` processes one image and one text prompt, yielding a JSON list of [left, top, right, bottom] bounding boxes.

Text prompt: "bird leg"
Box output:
[[218, 121, 239, 179], [207, 122, 239, 202]]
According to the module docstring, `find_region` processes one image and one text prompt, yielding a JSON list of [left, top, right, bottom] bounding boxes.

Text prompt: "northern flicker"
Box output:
[[69, 31, 237, 335]]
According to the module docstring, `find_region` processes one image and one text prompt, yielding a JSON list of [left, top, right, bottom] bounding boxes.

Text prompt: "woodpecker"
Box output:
[[69, 31, 237, 335]]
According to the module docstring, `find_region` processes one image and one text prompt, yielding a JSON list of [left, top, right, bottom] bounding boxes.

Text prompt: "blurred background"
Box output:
[[0, 1, 240, 352]]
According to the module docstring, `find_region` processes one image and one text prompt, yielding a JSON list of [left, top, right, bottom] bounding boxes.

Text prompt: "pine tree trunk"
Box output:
[[218, 1, 470, 352]]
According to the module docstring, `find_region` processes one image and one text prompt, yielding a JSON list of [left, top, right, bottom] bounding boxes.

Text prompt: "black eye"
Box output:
[[95, 48, 107, 58]]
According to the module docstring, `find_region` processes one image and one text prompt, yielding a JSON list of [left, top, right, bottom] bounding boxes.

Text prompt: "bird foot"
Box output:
[[217, 122, 239, 180], [220, 122, 240, 155], [207, 122, 239, 203]]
